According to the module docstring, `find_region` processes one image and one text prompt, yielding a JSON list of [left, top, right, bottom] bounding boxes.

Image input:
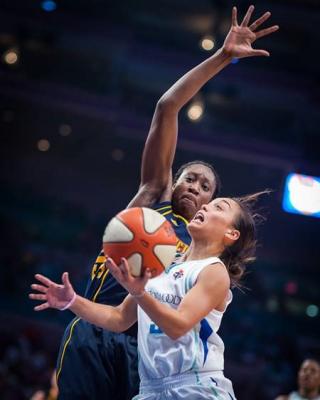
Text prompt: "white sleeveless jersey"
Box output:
[[288, 392, 320, 400], [137, 256, 232, 380]]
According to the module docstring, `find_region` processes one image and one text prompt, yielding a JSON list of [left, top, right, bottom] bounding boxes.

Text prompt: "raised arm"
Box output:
[[29, 273, 138, 332], [129, 5, 278, 207], [106, 257, 230, 340]]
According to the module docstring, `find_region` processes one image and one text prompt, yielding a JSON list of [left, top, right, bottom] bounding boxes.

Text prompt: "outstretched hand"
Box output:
[[106, 257, 151, 298], [223, 5, 279, 58], [29, 272, 75, 311]]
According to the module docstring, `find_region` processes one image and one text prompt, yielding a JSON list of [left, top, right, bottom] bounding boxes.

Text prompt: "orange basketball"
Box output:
[[102, 207, 177, 278]]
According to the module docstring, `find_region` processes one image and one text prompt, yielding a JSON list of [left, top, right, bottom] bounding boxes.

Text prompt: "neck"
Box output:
[[299, 388, 320, 399], [184, 241, 223, 261]]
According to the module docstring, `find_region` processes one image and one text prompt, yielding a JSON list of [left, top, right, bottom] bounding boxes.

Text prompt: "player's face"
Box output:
[[298, 360, 320, 391], [172, 164, 216, 221], [188, 197, 241, 246]]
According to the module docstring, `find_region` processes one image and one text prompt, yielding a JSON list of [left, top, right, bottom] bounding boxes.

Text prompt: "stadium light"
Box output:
[[282, 173, 320, 218]]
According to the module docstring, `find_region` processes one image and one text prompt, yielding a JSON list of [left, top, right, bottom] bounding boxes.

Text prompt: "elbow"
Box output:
[[156, 96, 179, 115], [167, 332, 182, 341], [163, 315, 191, 340], [108, 321, 124, 333]]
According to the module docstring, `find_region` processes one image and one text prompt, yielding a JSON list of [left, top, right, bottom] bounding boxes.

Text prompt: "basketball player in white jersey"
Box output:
[[275, 359, 320, 400], [30, 191, 268, 399]]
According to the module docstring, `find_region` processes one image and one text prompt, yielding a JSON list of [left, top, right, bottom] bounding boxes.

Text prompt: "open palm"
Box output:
[[29, 273, 75, 311], [223, 6, 279, 58]]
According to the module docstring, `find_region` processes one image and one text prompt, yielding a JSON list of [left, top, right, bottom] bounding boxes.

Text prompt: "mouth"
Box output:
[[299, 377, 312, 387], [192, 211, 205, 224], [181, 194, 197, 207]]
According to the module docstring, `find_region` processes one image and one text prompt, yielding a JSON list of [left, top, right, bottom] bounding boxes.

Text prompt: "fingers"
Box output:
[[249, 11, 271, 31], [35, 274, 53, 287], [29, 293, 47, 301], [249, 49, 270, 57], [31, 284, 48, 293], [106, 257, 132, 280], [34, 302, 50, 312], [119, 258, 130, 279], [106, 257, 118, 269], [241, 5, 254, 27], [141, 268, 152, 285], [62, 272, 72, 288], [232, 7, 238, 26], [255, 25, 279, 39], [106, 258, 122, 279]]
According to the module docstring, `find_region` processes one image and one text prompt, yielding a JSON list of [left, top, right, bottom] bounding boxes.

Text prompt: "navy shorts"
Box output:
[[56, 318, 139, 400]]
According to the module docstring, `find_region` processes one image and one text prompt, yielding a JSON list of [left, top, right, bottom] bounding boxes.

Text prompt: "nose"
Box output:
[[200, 203, 208, 212], [188, 182, 200, 195]]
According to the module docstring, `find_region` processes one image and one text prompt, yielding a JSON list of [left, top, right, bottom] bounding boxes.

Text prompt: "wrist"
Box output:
[[130, 290, 145, 299], [219, 46, 233, 61], [60, 292, 77, 311]]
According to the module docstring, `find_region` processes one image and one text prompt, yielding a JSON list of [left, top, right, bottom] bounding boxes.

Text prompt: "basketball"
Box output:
[[102, 207, 177, 278]]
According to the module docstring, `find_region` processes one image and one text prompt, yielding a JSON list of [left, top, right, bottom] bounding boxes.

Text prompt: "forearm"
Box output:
[[159, 47, 232, 112], [136, 292, 188, 340], [70, 295, 130, 332], [134, 264, 229, 340], [138, 48, 231, 194], [137, 106, 178, 194]]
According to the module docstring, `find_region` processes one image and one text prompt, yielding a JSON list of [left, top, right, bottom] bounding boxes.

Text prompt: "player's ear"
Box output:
[[224, 229, 240, 244]]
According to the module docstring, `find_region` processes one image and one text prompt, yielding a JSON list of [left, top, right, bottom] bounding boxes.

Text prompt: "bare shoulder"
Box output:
[[194, 261, 230, 312], [198, 261, 230, 291]]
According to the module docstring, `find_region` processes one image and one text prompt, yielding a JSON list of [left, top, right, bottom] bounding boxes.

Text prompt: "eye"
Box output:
[[202, 184, 210, 192], [185, 176, 193, 183], [215, 204, 223, 210]]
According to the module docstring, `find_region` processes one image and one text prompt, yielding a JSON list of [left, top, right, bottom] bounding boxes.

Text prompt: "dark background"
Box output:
[[0, 0, 319, 399]]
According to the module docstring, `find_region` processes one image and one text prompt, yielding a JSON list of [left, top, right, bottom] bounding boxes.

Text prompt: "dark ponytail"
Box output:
[[220, 190, 270, 288]]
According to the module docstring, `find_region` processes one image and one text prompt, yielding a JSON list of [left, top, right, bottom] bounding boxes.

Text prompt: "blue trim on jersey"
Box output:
[[149, 324, 163, 334], [210, 377, 218, 386], [199, 319, 213, 366]]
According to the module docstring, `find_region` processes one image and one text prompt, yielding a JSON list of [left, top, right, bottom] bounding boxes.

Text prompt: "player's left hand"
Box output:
[[106, 257, 151, 298], [29, 272, 76, 311], [222, 5, 279, 58]]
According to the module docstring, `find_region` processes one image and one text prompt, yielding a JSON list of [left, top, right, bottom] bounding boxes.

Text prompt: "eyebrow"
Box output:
[[186, 172, 211, 184], [221, 199, 231, 208]]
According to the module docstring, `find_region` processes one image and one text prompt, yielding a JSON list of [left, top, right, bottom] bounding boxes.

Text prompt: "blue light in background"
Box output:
[[282, 173, 320, 218], [41, 0, 57, 12], [306, 305, 319, 318], [231, 58, 239, 64]]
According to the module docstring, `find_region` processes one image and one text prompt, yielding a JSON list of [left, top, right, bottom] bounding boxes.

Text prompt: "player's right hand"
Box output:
[[29, 272, 75, 311], [106, 257, 151, 298], [222, 5, 279, 59]]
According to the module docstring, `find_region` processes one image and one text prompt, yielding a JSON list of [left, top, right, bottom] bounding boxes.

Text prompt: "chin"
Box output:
[[187, 221, 201, 236], [182, 201, 198, 216]]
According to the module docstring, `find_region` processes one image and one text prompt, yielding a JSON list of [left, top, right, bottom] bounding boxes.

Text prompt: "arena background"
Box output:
[[0, 0, 319, 399]]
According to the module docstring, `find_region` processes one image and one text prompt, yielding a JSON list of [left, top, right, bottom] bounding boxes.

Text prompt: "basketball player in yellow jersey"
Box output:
[[55, 6, 278, 399]]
